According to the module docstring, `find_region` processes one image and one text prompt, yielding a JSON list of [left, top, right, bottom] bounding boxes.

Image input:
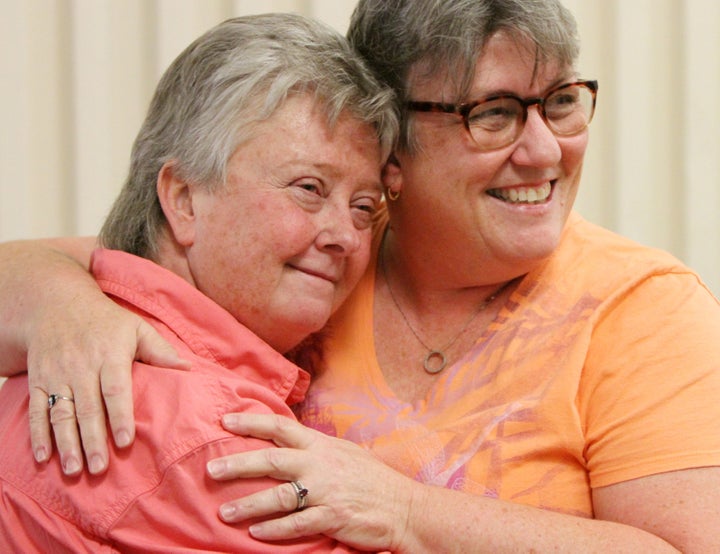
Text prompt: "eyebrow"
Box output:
[[467, 73, 577, 102], [278, 160, 383, 191]]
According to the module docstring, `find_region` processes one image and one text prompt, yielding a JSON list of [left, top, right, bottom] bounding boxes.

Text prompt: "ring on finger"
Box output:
[[47, 394, 75, 410], [290, 480, 309, 511]]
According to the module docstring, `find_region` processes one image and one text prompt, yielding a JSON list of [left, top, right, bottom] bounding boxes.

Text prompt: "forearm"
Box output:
[[0, 237, 97, 375], [401, 484, 677, 554], [210, 414, 712, 552]]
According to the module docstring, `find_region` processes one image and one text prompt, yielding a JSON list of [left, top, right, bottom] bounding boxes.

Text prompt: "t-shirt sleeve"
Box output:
[[580, 271, 720, 488]]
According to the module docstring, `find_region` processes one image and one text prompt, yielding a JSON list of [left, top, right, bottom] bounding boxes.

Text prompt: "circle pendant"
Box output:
[[423, 350, 447, 374]]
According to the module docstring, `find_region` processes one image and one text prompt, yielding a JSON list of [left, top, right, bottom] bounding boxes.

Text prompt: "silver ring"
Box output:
[[47, 394, 75, 410], [290, 480, 309, 511]]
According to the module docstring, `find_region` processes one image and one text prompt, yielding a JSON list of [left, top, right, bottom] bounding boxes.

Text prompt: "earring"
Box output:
[[386, 187, 400, 201]]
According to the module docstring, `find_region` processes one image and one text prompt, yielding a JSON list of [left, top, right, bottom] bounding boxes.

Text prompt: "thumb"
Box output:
[[135, 321, 191, 370]]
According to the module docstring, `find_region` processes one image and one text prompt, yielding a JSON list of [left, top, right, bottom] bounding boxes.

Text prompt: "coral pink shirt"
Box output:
[[0, 249, 352, 553]]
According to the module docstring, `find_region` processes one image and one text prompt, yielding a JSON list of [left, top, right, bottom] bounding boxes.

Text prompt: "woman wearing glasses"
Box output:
[[1, 0, 719, 551]]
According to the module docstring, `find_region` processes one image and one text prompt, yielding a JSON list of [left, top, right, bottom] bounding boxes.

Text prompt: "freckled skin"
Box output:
[[178, 95, 384, 353], [391, 31, 588, 285]]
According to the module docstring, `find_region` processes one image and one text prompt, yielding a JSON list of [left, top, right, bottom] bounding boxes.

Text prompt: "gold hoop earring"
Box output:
[[386, 188, 400, 201]]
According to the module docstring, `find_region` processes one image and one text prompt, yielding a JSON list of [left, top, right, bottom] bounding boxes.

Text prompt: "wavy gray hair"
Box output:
[[100, 13, 398, 258], [347, 0, 579, 152]]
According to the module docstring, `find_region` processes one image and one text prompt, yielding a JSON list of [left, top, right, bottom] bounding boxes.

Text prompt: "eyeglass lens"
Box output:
[[467, 83, 595, 150]]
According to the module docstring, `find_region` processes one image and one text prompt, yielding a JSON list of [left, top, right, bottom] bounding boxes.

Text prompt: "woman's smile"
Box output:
[[486, 181, 554, 204]]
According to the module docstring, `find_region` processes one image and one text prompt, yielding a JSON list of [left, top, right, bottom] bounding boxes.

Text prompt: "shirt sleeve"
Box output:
[[108, 435, 355, 553], [580, 271, 720, 488]]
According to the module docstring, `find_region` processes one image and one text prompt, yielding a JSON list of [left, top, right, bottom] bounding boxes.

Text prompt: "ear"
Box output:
[[382, 153, 403, 197], [157, 162, 196, 247]]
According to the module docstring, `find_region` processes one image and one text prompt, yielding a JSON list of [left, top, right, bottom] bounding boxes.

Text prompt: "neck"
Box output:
[[380, 227, 511, 315], [153, 232, 196, 286], [376, 230, 519, 377]]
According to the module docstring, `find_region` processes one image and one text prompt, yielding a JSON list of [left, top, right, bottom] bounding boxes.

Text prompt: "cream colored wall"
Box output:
[[1, 0, 718, 294]]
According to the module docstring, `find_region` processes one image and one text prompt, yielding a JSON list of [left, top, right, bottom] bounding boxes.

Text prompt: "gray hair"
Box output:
[[100, 13, 398, 258], [347, 0, 579, 152]]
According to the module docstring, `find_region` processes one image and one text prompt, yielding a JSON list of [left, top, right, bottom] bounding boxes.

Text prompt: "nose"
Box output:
[[510, 106, 562, 168], [316, 202, 362, 256]]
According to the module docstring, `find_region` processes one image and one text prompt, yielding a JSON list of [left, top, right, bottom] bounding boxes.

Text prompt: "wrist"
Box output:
[[391, 477, 435, 554]]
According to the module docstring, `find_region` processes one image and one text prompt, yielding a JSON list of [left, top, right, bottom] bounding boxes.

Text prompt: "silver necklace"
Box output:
[[380, 238, 512, 374]]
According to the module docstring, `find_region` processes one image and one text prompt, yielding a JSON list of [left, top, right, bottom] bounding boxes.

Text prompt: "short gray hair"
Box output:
[[100, 13, 398, 258], [347, 0, 579, 152]]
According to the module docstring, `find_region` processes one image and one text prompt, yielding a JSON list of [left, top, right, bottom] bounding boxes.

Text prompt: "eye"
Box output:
[[545, 89, 581, 119], [288, 178, 325, 211], [350, 192, 381, 229], [468, 97, 521, 132], [295, 181, 323, 195], [353, 197, 378, 214]]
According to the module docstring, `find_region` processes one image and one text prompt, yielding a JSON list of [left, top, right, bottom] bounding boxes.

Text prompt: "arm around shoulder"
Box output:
[[0, 235, 188, 475], [0, 236, 97, 375]]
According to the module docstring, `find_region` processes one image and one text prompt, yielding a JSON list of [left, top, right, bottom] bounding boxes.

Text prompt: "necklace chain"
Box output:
[[380, 236, 512, 374]]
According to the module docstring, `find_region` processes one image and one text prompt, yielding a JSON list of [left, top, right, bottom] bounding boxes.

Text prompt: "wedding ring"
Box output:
[[47, 394, 75, 410], [290, 480, 309, 511]]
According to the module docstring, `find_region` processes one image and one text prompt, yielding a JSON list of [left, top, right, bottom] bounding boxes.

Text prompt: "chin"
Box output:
[[264, 301, 332, 354], [287, 309, 332, 337], [502, 233, 563, 265]]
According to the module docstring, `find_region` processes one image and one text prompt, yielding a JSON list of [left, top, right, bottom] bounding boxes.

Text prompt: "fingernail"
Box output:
[[34, 446, 48, 463], [221, 413, 239, 427], [62, 455, 81, 475], [219, 503, 237, 521], [249, 524, 268, 539], [88, 454, 106, 475], [115, 429, 131, 448], [206, 459, 226, 478]]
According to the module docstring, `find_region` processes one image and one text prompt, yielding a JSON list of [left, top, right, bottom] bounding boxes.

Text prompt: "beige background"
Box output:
[[1, 0, 718, 295]]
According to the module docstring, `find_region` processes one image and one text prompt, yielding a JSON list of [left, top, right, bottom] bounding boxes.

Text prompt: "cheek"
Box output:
[[244, 197, 314, 252], [561, 134, 589, 177], [328, 236, 370, 313], [413, 133, 506, 189], [267, 212, 318, 255], [350, 236, 372, 276]]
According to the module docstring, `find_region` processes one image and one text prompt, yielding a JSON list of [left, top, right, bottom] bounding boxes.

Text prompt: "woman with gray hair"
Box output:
[[101, 11, 396, 260], [0, 12, 396, 552], [199, 0, 720, 550], [1, 0, 720, 552]]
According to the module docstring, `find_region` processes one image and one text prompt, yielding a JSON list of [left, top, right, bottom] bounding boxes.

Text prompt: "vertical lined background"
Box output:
[[1, 0, 718, 294]]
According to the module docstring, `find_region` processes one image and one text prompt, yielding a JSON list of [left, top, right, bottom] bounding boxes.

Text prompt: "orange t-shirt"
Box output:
[[296, 211, 720, 517]]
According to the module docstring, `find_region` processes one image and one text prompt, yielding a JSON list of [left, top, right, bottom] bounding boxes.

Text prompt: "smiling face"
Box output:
[[391, 31, 589, 284], [178, 95, 383, 352]]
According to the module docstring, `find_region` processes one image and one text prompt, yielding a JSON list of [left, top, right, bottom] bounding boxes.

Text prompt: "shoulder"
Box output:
[[130, 351, 299, 461], [132, 361, 233, 445], [533, 213, 712, 305], [560, 213, 687, 275]]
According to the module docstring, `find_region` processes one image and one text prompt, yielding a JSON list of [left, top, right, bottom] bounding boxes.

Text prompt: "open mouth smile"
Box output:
[[487, 181, 554, 204]]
